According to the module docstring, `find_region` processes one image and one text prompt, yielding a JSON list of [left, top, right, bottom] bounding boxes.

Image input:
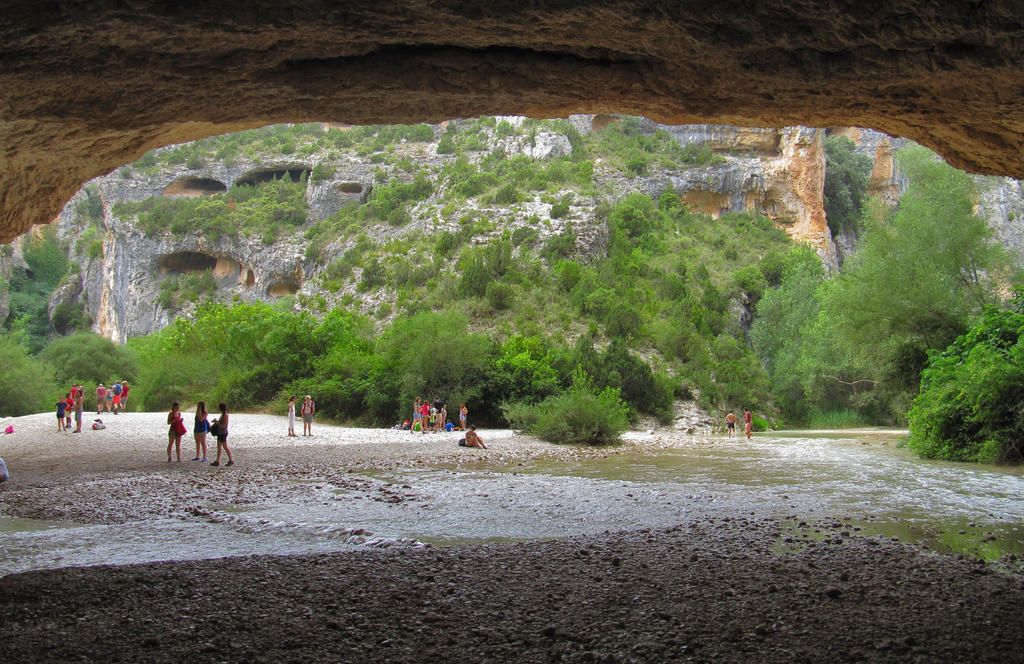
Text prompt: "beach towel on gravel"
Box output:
[[0, 458, 8, 483]]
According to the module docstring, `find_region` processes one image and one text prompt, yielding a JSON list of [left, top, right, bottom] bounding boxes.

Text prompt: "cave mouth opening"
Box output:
[[157, 251, 217, 274], [337, 182, 363, 194], [236, 167, 311, 187], [162, 177, 227, 197], [267, 278, 300, 297]]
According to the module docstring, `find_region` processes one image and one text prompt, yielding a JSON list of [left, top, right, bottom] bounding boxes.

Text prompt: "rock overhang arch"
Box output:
[[2, 0, 1024, 243]]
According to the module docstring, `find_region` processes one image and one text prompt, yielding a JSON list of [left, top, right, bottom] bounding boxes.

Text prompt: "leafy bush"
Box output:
[[0, 333, 56, 415], [311, 162, 335, 183], [502, 367, 629, 445], [458, 250, 492, 297], [41, 333, 138, 387], [368, 173, 433, 226], [906, 297, 1024, 463], [486, 281, 514, 310]]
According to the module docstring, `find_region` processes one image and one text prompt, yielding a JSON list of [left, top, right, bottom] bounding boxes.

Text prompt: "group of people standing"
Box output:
[[167, 401, 232, 466], [95, 381, 129, 415], [407, 398, 468, 433], [58, 381, 130, 433], [55, 385, 86, 433]]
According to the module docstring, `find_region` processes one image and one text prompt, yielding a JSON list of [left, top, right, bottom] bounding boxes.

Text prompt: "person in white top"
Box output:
[[287, 395, 297, 437]]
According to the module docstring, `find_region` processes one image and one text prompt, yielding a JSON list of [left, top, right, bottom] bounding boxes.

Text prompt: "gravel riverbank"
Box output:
[[1, 412, 1022, 663]]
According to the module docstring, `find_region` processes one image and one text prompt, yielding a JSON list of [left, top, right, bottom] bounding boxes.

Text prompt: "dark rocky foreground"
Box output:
[[2, 518, 1022, 664]]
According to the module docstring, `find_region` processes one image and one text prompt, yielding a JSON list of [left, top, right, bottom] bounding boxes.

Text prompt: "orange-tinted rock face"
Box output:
[[766, 128, 834, 265], [2, 1, 1024, 242]]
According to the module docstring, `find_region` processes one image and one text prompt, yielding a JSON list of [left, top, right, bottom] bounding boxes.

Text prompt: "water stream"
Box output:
[[2, 430, 1022, 576]]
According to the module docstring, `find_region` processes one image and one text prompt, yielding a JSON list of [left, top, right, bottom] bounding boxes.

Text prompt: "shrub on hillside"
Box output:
[[485, 281, 514, 310], [502, 367, 629, 445]]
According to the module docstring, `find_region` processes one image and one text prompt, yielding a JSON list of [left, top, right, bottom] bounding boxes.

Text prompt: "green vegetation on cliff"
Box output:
[[906, 293, 1024, 463], [6, 117, 1024, 462]]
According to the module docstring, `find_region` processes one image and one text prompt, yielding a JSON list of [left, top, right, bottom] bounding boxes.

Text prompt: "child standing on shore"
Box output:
[[63, 392, 74, 430], [459, 403, 468, 431], [55, 396, 67, 432]]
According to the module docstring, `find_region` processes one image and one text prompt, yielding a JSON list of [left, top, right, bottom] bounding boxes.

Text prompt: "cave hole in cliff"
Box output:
[[267, 278, 300, 297], [157, 251, 218, 275], [162, 177, 227, 197], [245, 268, 256, 288], [337, 182, 363, 194], [236, 167, 311, 187]]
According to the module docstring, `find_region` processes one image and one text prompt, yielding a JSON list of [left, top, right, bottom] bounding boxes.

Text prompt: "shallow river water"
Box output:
[[2, 429, 1022, 576]]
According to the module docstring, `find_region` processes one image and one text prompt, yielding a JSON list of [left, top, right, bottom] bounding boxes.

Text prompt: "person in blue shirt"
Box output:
[[55, 397, 68, 432]]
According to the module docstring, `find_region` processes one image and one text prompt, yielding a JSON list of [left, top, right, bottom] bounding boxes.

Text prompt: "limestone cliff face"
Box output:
[[594, 123, 836, 270], [48, 117, 838, 341], [976, 177, 1024, 262]]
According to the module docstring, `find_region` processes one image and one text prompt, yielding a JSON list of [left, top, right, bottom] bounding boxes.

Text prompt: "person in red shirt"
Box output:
[[743, 409, 753, 440], [96, 383, 108, 414], [419, 402, 430, 434], [64, 392, 74, 429], [120, 381, 130, 412]]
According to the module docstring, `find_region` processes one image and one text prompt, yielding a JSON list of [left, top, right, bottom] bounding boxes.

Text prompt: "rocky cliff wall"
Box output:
[[44, 117, 837, 341]]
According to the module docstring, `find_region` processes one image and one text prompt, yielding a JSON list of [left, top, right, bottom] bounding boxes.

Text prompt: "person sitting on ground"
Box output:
[[459, 425, 487, 449]]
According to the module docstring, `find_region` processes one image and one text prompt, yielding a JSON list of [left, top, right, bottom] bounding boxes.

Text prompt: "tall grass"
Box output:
[[807, 409, 869, 429]]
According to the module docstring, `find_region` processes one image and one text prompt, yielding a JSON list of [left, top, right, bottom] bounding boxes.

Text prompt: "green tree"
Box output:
[[41, 333, 138, 387], [750, 246, 826, 421], [370, 312, 495, 422], [823, 135, 872, 237], [822, 144, 1007, 414], [0, 333, 56, 416], [906, 295, 1024, 463]]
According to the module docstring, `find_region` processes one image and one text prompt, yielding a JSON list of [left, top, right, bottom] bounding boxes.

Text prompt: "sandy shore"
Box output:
[[1, 412, 1023, 663]]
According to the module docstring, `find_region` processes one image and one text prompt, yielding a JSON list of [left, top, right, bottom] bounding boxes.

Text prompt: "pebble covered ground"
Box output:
[[1, 412, 1023, 663]]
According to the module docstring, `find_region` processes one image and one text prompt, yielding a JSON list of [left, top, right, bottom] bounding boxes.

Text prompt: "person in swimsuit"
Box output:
[[73, 387, 84, 433], [743, 409, 753, 440], [725, 412, 737, 438], [55, 397, 67, 432], [167, 402, 184, 462], [459, 425, 487, 449], [459, 403, 468, 431]]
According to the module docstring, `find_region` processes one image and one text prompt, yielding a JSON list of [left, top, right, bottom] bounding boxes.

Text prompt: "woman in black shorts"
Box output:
[[209, 402, 233, 467]]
